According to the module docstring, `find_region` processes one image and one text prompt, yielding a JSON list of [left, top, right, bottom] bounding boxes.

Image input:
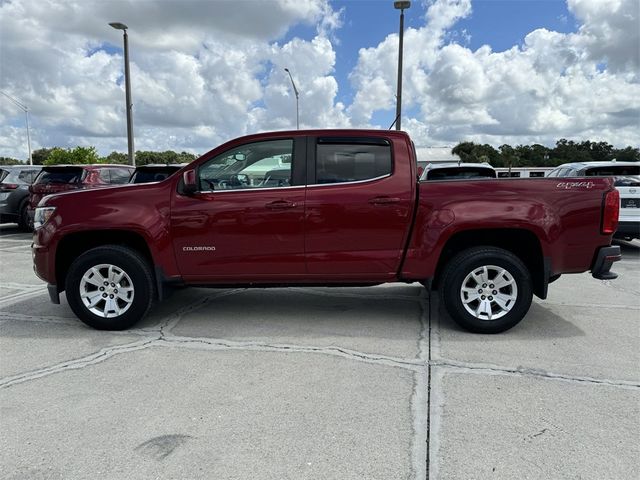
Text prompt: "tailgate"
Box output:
[[616, 177, 640, 222]]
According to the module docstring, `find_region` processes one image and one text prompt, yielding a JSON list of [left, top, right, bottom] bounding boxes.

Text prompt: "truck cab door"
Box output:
[[170, 137, 307, 281], [304, 136, 415, 279]]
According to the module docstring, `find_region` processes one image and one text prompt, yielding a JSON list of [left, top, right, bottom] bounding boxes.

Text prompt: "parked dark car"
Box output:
[[547, 161, 640, 240], [0, 165, 42, 230], [28, 164, 134, 228], [420, 162, 497, 181], [129, 164, 187, 184]]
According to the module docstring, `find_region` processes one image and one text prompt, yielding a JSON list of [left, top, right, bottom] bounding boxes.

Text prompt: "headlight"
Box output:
[[34, 206, 56, 229]]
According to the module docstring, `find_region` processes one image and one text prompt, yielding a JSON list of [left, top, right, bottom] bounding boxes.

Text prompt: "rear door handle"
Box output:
[[265, 200, 297, 209], [369, 196, 401, 205]]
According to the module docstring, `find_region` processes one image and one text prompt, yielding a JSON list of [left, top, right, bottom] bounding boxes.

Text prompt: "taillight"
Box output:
[[601, 189, 620, 235], [0, 183, 18, 191]]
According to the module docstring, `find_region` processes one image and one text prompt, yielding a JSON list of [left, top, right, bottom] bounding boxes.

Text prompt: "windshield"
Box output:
[[35, 168, 83, 184]]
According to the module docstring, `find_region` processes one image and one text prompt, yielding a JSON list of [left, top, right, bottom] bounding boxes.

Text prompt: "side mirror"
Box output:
[[182, 169, 198, 195]]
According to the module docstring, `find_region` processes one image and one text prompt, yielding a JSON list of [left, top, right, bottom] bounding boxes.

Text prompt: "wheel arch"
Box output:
[[56, 230, 155, 293], [432, 228, 549, 299]]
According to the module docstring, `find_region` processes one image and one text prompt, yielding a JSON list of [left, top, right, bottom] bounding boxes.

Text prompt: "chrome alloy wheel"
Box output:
[[460, 265, 518, 321], [79, 264, 135, 318]]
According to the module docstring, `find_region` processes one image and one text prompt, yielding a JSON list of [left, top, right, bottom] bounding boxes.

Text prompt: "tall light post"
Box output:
[[284, 68, 299, 129], [0, 91, 33, 165], [394, 1, 410, 131], [109, 22, 135, 165]]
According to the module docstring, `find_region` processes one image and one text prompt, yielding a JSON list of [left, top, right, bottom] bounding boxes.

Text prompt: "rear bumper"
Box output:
[[614, 221, 640, 239], [591, 246, 621, 280]]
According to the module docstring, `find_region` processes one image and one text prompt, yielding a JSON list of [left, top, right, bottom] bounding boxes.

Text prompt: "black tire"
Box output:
[[439, 246, 533, 334], [17, 200, 31, 232], [65, 245, 155, 330]]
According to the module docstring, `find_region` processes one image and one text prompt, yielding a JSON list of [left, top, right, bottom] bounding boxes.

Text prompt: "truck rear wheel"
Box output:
[[65, 245, 155, 330], [440, 247, 533, 334]]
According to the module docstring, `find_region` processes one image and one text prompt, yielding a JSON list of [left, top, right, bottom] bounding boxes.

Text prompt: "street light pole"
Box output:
[[394, 1, 410, 131], [284, 68, 299, 129], [109, 22, 135, 165], [0, 91, 33, 165]]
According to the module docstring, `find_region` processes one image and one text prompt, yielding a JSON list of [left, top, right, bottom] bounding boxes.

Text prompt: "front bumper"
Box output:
[[591, 245, 621, 280]]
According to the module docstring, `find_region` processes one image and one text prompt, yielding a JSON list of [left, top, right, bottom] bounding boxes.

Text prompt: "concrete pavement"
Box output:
[[0, 224, 638, 479]]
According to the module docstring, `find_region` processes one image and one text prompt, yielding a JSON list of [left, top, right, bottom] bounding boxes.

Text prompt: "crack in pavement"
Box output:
[[0, 312, 79, 326], [2, 283, 639, 480], [0, 338, 158, 389], [0, 282, 46, 290], [158, 334, 425, 370], [0, 288, 47, 308], [429, 359, 640, 390], [1, 287, 636, 392], [410, 294, 430, 480], [541, 301, 640, 311]]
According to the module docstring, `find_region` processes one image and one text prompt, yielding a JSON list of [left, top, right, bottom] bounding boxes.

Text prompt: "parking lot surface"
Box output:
[[1, 224, 638, 479]]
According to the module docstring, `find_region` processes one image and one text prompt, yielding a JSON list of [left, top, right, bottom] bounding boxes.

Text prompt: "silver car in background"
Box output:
[[547, 161, 640, 240], [0, 165, 42, 230]]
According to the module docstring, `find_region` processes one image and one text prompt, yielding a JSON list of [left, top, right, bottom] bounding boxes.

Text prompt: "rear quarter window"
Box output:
[[585, 166, 640, 177], [427, 167, 496, 180], [35, 169, 83, 184], [130, 168, 177, 183]]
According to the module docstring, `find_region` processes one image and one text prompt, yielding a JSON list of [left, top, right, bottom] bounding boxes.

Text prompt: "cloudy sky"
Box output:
[[1, 0, 639, 160]]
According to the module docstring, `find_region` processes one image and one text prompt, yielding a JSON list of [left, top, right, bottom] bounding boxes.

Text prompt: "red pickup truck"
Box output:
[[32, 130, 621, 333]]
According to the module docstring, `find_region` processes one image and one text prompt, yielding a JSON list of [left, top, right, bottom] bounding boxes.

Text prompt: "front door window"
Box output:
[[198, 139, 293, 191]]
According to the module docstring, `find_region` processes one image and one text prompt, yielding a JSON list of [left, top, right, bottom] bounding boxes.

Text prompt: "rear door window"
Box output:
[[314, 139, 392, 184]]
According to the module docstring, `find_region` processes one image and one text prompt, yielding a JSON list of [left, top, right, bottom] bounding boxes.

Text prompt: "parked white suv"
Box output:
[[547, 161, 640, 240]]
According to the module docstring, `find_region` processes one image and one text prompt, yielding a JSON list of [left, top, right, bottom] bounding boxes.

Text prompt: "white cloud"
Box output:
[[0, 0, 346, 158], [351, 0, 639, 148], [0, 0, 638, 161]]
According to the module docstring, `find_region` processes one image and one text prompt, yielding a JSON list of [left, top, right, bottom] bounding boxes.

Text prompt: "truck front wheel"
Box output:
[[440, 247, 533, 334], [65, 245, 155, 330]]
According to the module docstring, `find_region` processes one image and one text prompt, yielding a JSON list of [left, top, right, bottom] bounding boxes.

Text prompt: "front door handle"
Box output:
[[369, 196, 401, 205], [265, 200, 297, 209]]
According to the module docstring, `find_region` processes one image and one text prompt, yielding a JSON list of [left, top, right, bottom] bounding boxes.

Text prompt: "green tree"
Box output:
[[451, 142, 476, 162], [103, 151, 128, 164], [612, 146, 640, 162], [32, 148, 55, 165], [474, 144, 500, 165], [499, 144, 518, 170], [134, 150, 197, 165], [0, 156, 24, 165], [177, 151, 197, 164], [45, 146, 100, 165]]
